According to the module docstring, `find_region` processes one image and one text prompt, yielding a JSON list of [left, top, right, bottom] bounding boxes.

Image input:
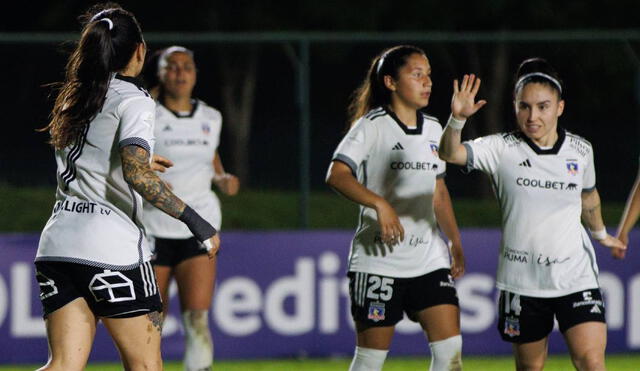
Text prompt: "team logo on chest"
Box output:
[[429, 143, 439, 156], [566, 160, 579, 175], [201, 122, 211, 135]]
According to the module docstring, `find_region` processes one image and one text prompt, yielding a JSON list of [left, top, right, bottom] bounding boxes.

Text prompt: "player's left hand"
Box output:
[[451, 74, 487, 120], [203, 233, 221, 259], [151, 154, 174, 173], [449, 240, 465, 278], [214, 173, 240, 196], [599, 234, 627, 259]]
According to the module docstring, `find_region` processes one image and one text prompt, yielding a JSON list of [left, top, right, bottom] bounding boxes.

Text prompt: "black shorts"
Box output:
[[497, 288, 606, 343], [151, 236, 208, 267], [348, 268, 459, 327], [35, 261, 162, 319]]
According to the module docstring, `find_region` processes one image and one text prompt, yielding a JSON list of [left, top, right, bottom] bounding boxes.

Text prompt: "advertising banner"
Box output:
[[0, 230, 638, 363]]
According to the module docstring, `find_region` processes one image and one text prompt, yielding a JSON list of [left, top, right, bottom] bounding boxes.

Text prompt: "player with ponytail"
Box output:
[[36, 4, 219, 370]]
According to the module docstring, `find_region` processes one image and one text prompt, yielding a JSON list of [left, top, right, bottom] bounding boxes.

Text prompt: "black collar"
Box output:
[[115, 74, 145, 89], [160, 99, 199, 119], [383, 106, 423, 135], [522, 127, 566, 155]]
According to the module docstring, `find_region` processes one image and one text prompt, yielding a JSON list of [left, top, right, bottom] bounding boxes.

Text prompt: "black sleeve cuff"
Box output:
[[178, 205, 217, 242], [119, 137, 151, 153]]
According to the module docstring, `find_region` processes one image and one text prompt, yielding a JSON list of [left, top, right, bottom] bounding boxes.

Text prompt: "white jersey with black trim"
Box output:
[[332, 107, 450, 278], [37, 74, 156, 269], [143, 100, 222, 238], [464, 128, 599, 297]]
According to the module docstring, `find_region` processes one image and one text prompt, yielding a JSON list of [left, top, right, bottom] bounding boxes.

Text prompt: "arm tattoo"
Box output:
[[121, 145, 185, 218], [582, 203, 600, 223], [581, 190, 602, 229], [583, 203, 600, 215], [147, 311, 163, 333]]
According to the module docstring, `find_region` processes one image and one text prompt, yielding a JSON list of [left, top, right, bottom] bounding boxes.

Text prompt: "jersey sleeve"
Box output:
[[462, 134, 506, 174], [582, 145, 596, 191], [117, 96, 156, 153], [331, 118, 378, 175], [206, 105, 223, 139], [429, 122, 447, 179]]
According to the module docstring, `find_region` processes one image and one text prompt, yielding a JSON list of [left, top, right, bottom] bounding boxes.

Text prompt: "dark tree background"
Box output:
[[2, 0, 640, 201]]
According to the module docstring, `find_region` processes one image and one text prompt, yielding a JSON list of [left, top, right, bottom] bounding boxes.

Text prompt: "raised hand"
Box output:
[[451, 74, 487, 120]]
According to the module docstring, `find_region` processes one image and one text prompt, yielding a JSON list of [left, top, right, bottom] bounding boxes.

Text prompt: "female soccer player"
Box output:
[[143, 46, 239, 371], [35, 5, 219, 371], [438, 58, 626, 371], [326, 45, 464, 371]]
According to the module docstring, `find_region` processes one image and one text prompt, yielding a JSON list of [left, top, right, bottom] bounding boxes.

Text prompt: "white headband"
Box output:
[[100, 18, 114, 30], [376, 51, 389, 75], [157, 46, 194, 75], [515, 72, 562, 94], [90, 9, 116, 30]]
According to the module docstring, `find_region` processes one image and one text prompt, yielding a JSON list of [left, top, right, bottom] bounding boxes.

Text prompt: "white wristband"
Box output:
[[446, 114, 467, 130], [589, 228, 607, 241], [202, 239, 213, 252]]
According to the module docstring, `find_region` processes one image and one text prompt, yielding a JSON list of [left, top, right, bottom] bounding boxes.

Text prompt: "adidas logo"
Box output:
[[162, 125, 172, 132], [392, 142, 404, 150], [518, 159, 532, 167], [590, 305, 602, 314]]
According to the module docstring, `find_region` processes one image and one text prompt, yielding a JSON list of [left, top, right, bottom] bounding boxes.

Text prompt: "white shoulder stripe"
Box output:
[[422, 113, 440, 123], [364, 107, 384, 119]]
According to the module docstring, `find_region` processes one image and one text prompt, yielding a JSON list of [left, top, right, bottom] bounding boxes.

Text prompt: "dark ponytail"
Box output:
[[42, 2, 144, 149], [347, 45, 426, 127]]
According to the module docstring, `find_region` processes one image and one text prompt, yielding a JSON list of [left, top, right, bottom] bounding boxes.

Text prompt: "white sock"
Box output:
[[182, 310, 213, 371], [348, 346, 388, 371], [429, 335, 462, 371]]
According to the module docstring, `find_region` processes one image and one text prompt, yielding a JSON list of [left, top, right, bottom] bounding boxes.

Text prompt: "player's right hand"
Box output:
[[151, 154, 174, 173], [601, 234, 626, 260], [374, 199, 404, 247], [451, 74, 487, 120]]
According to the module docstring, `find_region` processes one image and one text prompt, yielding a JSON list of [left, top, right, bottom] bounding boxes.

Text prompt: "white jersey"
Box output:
[[143, 100, 222, 238], [332, 107, 450, 278], [464, 128, 599, 297], [37, 74, 156, 269]]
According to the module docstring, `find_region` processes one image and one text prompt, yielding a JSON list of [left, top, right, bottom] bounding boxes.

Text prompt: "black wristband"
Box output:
[[178, 205, 217, 242]]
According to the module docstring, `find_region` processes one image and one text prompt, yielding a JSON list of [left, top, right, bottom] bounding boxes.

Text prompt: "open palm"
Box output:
[[451, 74, 487, 119]]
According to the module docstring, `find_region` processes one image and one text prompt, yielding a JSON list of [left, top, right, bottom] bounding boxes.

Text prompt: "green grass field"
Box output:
[[2, 354, 639, 370]]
